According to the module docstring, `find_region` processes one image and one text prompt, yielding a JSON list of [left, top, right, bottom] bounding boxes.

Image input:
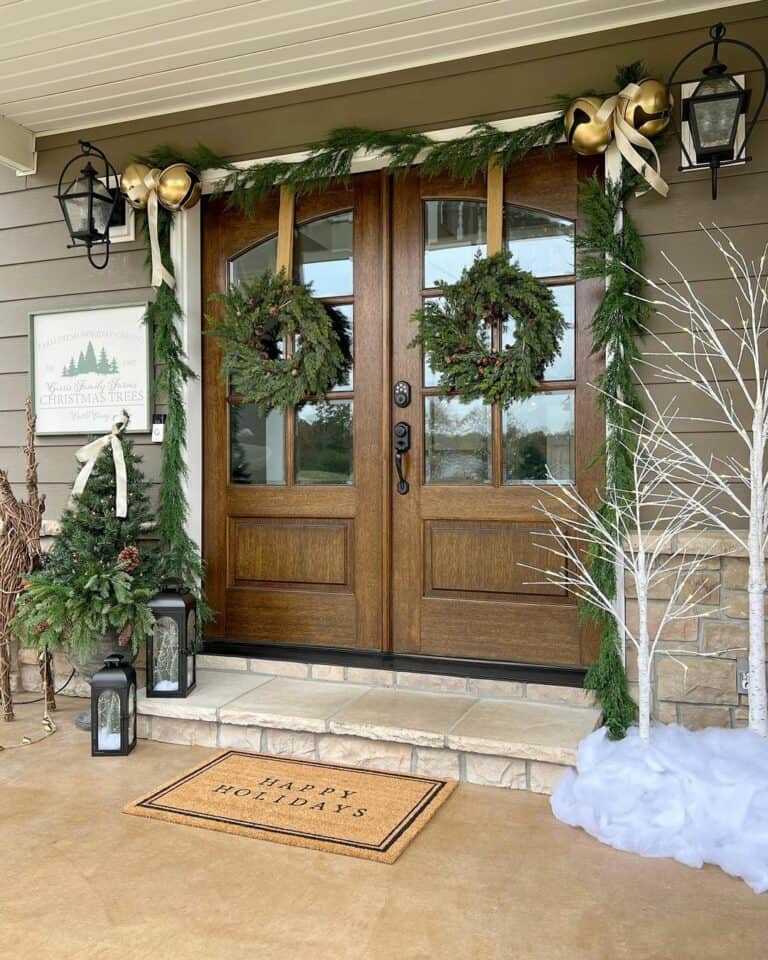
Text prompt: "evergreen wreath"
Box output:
[[410, 252, 565, 406], [207, 268, 352, 412]]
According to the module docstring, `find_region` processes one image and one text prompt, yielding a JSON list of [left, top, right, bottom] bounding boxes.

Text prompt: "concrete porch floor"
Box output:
[[2, 699, 766, 960]]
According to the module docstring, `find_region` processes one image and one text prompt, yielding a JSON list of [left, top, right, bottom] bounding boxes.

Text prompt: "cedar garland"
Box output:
[[136, 92, 648, 735]]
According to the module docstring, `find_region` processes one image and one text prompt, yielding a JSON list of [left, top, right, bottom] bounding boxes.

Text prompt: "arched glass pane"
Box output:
[[230, 404, 285, 485], [152, 616, 179, 692], [505, 205, 574, 277], [296, 400, 353, 484], [186, 609, 196, 688], [294, 211, 353, 297], [97, 689, 121, 751], [501, 284, 575, 382], [424, 396, 491, 485], [503, 391, 574, 484], [424, 200, 487, 287], [229, 235, 278, 287]]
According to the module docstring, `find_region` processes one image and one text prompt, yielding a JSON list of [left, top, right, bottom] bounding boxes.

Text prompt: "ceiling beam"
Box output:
[[0, 114, 36, 175]]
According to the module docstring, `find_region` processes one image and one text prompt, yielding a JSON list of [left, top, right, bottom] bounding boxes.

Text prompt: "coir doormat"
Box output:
[[124, 750, 457, 863]]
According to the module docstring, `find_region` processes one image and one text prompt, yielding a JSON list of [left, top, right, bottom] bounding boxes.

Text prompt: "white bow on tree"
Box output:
[[68, 412, 130, 518]]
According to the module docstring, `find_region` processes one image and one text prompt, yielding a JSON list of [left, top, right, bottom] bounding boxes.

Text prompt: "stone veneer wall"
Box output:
[[624, 532, 759, 729]]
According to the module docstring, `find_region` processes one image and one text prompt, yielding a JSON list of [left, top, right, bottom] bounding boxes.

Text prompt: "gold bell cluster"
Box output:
[[564, 77, 673, 196], [119, 163, 202, 288]]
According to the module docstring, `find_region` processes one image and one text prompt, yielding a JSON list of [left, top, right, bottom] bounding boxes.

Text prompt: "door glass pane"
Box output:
[[229, 235, 278, 287], [501, 284, 575, 382], [505, 205, 574, 277], [329, 305, 353, 392], [294, 211, 353, 297], [296, 400, 353, 484], [152, 616, 179, 693], [503, 391, 575, 483], [186, 610, 196, 688], [422, 295, 493, 388], [424, 199, 487, 287], [425, 396, 491, 484], [230, 404, 285, 485]]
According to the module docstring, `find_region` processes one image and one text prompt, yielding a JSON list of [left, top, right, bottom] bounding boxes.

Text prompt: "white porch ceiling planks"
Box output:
[[0, 0, 758, 137]]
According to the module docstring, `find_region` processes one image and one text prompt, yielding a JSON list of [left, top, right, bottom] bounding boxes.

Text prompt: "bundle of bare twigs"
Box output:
[[0, 398, 47, 723]]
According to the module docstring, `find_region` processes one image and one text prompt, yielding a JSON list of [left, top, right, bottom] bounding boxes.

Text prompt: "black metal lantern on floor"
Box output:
[[91, 654, 137, 756], [55, 140, 119, 269], [669, 22, 767, 199], [146, 590, 197, 698]]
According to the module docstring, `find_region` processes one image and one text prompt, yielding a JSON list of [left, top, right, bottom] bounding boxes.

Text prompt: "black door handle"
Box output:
[[394, 421, 410, 495]]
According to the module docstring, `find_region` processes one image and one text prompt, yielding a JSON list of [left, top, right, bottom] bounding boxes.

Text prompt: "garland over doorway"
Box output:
[[131, 62, 667, 736]]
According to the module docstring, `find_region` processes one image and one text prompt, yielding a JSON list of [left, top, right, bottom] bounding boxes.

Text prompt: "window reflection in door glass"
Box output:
[[504, 205, 574, 278], [503, 391, 574, 483], [425, 396, 491, 484], [501, 284, 575, 382], [296, 400, 353, 485], [424, 200, 487, 287], [294, 211, 353, 297], [328, 305, 354, 392], [229, 235, 278, 287], [230, 404, 286, 485]]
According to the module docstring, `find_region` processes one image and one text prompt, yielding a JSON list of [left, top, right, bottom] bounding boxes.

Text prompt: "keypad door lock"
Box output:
[[393, 380, 411, 408]]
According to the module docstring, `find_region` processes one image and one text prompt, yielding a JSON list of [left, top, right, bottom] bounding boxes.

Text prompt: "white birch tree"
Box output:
[[527, 416, 719, 742], [635, 228, 768, 736]]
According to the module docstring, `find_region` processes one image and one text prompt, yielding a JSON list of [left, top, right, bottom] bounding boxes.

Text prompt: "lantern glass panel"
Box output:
[[690, 75, 743, 150], [186, 609, 196, 689], [97, 689, 122, 751], [128, 683, 136, 745], [152, 615, 180, 692], [90, 178, 114, 237]]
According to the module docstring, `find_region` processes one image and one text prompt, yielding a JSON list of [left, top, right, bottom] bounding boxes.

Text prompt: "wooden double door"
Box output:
[[203, 147, 603, 667]]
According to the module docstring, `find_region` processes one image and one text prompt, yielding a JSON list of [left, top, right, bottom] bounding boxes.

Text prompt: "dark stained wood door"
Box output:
[[203, 174, 385, 649], [390, 148, 604, 666], [203, 150, 602, 666]]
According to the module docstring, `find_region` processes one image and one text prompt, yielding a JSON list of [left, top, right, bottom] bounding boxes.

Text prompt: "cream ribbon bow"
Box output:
[[68, 412, 130, 518], [596, 83, 669, 198], [124, 168, 175, 289]]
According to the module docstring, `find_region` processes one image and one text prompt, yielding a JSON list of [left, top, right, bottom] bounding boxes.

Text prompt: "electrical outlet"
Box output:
[[737, 659, 749, 695]]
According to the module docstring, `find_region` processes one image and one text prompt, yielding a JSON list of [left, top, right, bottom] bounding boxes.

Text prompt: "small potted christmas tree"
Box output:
[[13, 416, 159, 729]]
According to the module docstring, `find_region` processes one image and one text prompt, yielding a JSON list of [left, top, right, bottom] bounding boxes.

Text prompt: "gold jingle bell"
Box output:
[[156, 163, 202, 212], [120, 163, 152, 210], [619, 78, 673, 138], [564, 96, 614, 156]]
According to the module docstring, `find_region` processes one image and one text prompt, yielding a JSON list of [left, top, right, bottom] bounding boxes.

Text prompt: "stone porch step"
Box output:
[[138, 665, 602, 795]]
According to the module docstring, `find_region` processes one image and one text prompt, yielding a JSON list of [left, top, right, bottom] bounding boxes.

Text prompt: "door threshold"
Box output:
[[201, 641, 587, 688]]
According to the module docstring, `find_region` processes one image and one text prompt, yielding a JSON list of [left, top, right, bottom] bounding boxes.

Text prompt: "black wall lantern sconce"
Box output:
[[669, 22, 767, 199], [91, 654, 137, 756], [55, 140, 119, 269]]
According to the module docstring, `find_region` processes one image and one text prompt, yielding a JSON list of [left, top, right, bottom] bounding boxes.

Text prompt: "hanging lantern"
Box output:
[[90, 654, 137, 756], [55, 140, 119, 270], [669, 22, 767, 199], [146, 589, 197, 699]]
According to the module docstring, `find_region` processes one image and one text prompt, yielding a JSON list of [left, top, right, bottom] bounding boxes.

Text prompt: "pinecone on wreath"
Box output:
[[117, 544, 140, 574]]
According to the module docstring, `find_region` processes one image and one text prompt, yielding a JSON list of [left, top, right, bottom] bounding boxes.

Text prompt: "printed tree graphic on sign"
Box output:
[[63, 343, 120, 377]]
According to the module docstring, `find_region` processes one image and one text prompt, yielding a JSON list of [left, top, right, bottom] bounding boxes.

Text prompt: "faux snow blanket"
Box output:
[[551, 723, 768, 894]]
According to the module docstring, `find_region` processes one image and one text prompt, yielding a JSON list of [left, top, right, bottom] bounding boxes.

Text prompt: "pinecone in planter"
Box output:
[[117, 545, 140, 573], [118, 623, 134, 647]]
